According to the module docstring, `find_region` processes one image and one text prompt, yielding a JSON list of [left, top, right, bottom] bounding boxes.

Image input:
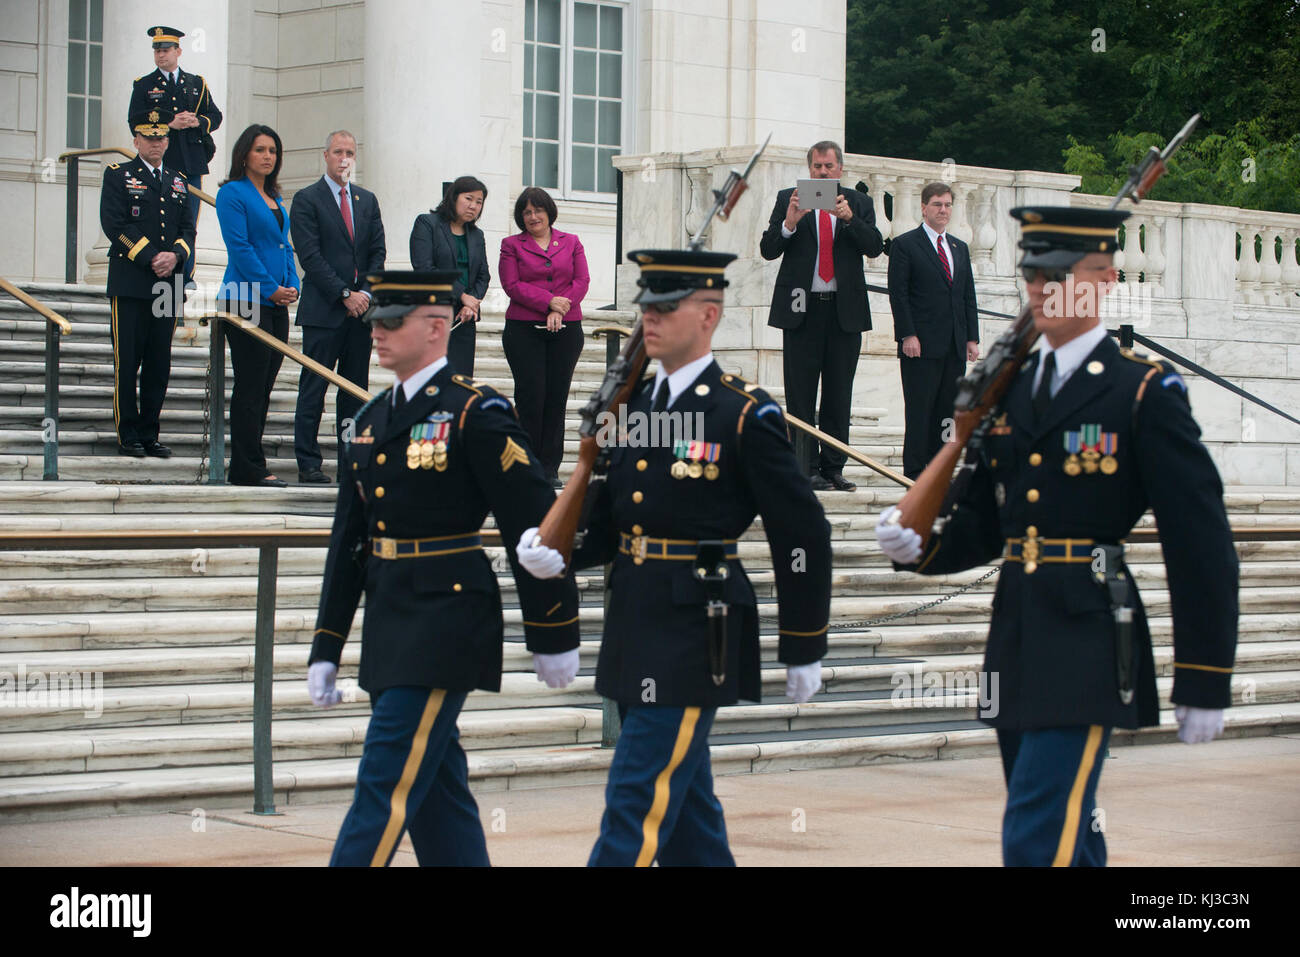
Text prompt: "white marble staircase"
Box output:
[[1, 281, 1298, 822]]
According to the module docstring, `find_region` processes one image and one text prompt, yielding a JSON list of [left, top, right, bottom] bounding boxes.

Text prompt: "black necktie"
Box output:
[[1033, 351, 1056, 423], [651, 378, 669, 413], [153, 167, 161, 184], [393, 386, 407, 414]]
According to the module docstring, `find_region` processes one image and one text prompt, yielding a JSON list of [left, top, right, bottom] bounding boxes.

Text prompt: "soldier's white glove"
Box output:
[[533, 649, 580, 689], [1175, 705, 1224, 744], [875, 506, 923, 564], [516, 527, 565, 579], [786, 662, 822, 703], [308, 661, 342, 708]]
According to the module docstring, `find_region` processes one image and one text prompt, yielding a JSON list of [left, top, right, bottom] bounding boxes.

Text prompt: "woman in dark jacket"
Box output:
[[409, 175, 490, 376], [215, 123, 299, 487]]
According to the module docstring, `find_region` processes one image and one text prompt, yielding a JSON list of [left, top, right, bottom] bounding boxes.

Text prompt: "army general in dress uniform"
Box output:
[[99, 108, 196, 458], [305, 270, 581, 866], [875, 207, 1239, 866], [518, 249, 833, 866], [128, 26, 222, 285]]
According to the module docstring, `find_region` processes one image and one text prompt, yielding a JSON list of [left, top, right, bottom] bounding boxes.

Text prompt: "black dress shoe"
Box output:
[[117, 441, 146, 457], [230, 475, 288, 488], [298, 468, 331, 484], [141, 440, 172, 458], [809, 473, 833, 491], [821, 470, 857, 491]]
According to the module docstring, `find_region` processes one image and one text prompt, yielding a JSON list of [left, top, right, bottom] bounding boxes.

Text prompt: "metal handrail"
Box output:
[[58, 145, 215, 287], [199, 311, 373, 484], [0, 277, 72, 480], [0, 526, 503, 815]]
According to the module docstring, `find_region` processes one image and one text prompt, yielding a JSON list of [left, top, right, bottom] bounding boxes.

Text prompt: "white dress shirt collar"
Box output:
[[1033, 322, 1108, 397], [651, 352, 715, 409], [921, 220, 948, 254], [394, 356, 448, 405]]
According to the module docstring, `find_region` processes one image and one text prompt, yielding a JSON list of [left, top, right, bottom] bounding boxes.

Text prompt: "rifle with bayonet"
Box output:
[[536, 136, 772, 568], [888, 114, 1201, 547]]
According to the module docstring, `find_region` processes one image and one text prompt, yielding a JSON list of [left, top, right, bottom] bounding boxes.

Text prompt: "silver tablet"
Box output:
[[796, 178, 840, 211]]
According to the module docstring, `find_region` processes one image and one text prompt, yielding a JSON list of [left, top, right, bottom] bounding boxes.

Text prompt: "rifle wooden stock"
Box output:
[[537, 324, 648, 570], [892, 305, 1037, 547]]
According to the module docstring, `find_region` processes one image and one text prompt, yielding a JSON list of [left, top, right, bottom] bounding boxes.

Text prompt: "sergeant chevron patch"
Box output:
[[500, 437, 530, 471]]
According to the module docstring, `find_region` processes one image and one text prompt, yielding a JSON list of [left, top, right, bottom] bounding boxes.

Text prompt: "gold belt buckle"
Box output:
[[630, 534, 647, 565], [1022, 526, 1040, 574], [377, 537, 397, 560]]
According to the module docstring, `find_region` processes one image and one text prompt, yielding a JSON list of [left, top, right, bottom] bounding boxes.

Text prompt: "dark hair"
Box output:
[[435, 175, 489, 224], [921, 181, 953, 204], [222, 124, 284, 197], [513, 186, 558, 231]]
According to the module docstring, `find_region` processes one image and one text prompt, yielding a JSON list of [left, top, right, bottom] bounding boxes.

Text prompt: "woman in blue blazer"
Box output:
[[409, 175, 490, 376], [216, 124, 299, 487]]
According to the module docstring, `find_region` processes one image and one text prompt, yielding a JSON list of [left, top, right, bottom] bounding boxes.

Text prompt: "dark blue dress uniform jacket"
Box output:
[[308, 369, 581, 693], [571, 361, 832, 708], [128, 68, 222, 177], [903, 336, 1238, 730], [100, 156, 196, 306]]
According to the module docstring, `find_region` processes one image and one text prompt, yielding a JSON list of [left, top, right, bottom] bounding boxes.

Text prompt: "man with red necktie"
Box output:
[[888, 181, 981, 479], [290, 129, 388, 485], [760, 140, 883, 491]]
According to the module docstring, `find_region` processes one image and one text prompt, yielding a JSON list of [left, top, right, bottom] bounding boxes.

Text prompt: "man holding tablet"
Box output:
[[759, 140, 883, 491]]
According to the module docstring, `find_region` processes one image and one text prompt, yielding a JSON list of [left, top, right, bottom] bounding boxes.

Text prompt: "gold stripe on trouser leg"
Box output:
[[635, 706, 701, 867], [110, 297, 121, 438], [1052, 724, 1104, 867], [369, 688, 447, 867]]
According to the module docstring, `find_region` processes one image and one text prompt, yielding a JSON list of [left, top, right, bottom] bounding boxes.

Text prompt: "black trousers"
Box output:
[[447, 315, 477, 378], [224, 302, 289, 483], [294, 317, 372, 474], [899, 348, 964, 479], [781, 295, 861, 474], [501, 319, 584, 478], [110, 294, 177, 445]]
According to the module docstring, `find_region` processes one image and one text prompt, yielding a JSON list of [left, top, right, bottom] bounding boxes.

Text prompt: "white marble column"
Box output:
[[87, 1, 230, 285], [364, 0, 512, 291]]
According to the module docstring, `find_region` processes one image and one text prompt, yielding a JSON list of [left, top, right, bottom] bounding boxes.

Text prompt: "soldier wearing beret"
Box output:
[[518, 249, 833, 866], [99, 108, 196, 458], [306, 270, 582, 866], [875, 206, 1239, 866], [129, 26, 222, 285]]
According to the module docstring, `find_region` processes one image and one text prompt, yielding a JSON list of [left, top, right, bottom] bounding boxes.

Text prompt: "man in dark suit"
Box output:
[[290, 130, 388, 483], [99, 109, 196, 459], [760, 140, 883, 490], [888, 182, 981, 478], [128, 27, 221, 286], [307, 270, 580, 866]]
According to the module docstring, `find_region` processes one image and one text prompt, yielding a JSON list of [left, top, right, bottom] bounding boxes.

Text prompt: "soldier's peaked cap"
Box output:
[[147, 26, 184, 47], [129, 107, 173, 138], [1011, 206, 1130, 270], [364, 270, 460, 319], [628, 248, 736, 305]]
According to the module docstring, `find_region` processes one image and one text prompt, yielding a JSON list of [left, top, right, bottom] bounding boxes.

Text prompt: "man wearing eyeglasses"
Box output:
[[874, 207, 1238, 866], [516, 249, 832, 866], [305, 270, 580, 866]]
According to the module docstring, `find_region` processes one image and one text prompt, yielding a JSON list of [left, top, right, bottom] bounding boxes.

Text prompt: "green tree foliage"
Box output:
[[845, 0, 1300, 213]]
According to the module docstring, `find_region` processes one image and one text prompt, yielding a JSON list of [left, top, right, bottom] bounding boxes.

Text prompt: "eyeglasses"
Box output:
[[1021, 267, 1071, 283], [365, 313, 408, 330]]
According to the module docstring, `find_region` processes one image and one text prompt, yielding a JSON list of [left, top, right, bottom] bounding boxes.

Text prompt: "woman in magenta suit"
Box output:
[[499, 187, 589, 487]]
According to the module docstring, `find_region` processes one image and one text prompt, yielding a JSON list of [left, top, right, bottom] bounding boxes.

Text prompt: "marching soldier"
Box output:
[[306, 270, 581, 866], [875, 207, 1239, 866], [518, 249, 832, 866], [99, 108, 195, 458], [128, 26, 222, 285]]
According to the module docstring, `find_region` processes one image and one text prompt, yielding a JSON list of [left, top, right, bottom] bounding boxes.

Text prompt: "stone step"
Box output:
[[0, 641, 1293, 735], [1, 701, 1295, 821]]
